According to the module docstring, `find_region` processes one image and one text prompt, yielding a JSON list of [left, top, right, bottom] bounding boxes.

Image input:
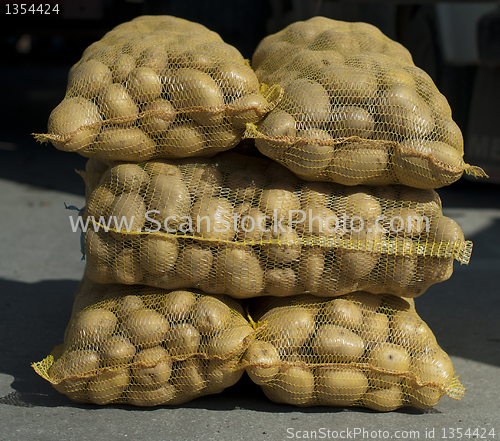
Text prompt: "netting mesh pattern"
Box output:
[[33, 279, 253, 406], [242, 292, 464, 411], [34, 15, 274, 162], [81, 152, 471, 299], [245, 16, 485, 188]]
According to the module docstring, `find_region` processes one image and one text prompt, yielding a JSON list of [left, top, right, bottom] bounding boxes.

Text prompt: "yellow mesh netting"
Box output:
[[242, 293, 464, 411], [33, 278, 254, 406], [80, 152, 471, 299], [244, 16, 486, 189], [33, 16, 276, 162]]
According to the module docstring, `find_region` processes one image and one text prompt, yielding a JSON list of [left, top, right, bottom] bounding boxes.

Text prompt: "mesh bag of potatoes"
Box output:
[[32, 278, 255, 406], [34, 15, 276, 162], [244, 16, 486, 188], [81, 152, 471, 299], [242, 292, 464, 411]]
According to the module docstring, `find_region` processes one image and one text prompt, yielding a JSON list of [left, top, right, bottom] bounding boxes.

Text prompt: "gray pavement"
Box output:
[[0, 154, 499, 441]]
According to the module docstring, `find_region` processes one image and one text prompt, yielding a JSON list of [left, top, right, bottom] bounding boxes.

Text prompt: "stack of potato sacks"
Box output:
[[33, 15, 477, 411]]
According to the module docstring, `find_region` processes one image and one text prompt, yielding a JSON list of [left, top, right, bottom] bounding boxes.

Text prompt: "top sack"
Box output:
[[36, 16, 272, 162], [246, 17, 485, 189]]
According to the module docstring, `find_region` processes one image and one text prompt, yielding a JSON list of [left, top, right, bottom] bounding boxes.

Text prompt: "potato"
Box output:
[[159, 290, 196, 322], [83, 229, 111, 262], [339, 192, 382, 224], [316, 367, 369, 406], [359, 312, 389, 348], [262, 365, 315, 406], [393, 139, 464, 189], [260, 306, 315, 355], [86, 186, 115, 219], [328, 106, 375, 139], [206, 323, 253, 357], [318, 65, 378, 105], [190, 197, 235, 243], [255, 110, 296, 159], [68, 60, 112, 99], [191, 295, 233, 335], [313, 324, 365, 363], [132, 346, 173, 387], [112, 53, 136, 84], [390, 310, 436, 352], [94, 127, 156, 162], [205, 358, 244, 393], [406, 348, 453, 408], [252, 40, 295, 71], [113, 247, 143, 285], [261, 184, 301, 222], [114, 295, 144, 321], [120, 308, 169, 348], [327, 144, 390, 186], [172, 49, 216, 72], [175, 245, 213, 284], [86, 259, 115, 284], [137, 46, 168, 73], [88, 368, 130, 405], [236, 208, 268, 244], [47, 97, 102, 152], [65, 308, 117, 348], [49, 350, 100, 395], [158, 121, 206, 157], [127, 383, 177, 407], [243, 341, 280, 386], [166, 68, 224, 126], [182, 164, 222, 200], [98, 83, 138, 126], [280, 79, 330, 128], [226, 93, 269, 129], [265, 268, 299, 297], [428, 216, 464, 245], [318, 253, 359, 297], [314, 28, 359, 54], [174, 358, 206, 397], [377, 237, 417, 294], [101, 335, 136, 367], [165, 323, 201, 358], [101, 163, 150, 194], [381, 207, 428, 237], [295, 206, 339, 241], [367, 342, 410, 388], [364, 384, 404, 412], [127, 67, 162, 104], [297, 249, 324, 293], [212, 62, 260, 100], [433, 117, 463, 153], [146, 174, 191, 231], [285, 129, 334, 178], [217, 247, 264, 298], [140, 236, 178, 275], [420, 256, 454, 287], [323, 298, 364, 331], [141, 99, 176, 135], [333, 230, 382, 284], [204, 124, 241, 152], [379, 85, 434, 138], [262, 229, 302, 264]]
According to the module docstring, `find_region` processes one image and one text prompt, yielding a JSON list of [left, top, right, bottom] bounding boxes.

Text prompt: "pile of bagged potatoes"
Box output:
[[40, 16, 271, 162], [33, 15, 471, 411], [82, 153, 466, 299]]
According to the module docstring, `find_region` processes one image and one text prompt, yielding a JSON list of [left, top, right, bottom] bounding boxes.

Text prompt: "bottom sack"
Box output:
[[33, 278, 254, 406], [242, 293, 464, 411]]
